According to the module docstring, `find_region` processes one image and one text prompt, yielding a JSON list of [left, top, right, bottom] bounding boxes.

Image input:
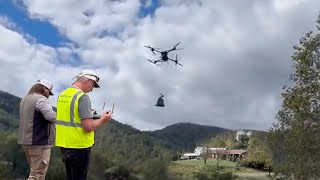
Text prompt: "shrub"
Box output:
[[193, 165, 237, 180]]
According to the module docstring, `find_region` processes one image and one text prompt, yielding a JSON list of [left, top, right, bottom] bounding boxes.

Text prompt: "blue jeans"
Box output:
[[61, 147, 91, 180]]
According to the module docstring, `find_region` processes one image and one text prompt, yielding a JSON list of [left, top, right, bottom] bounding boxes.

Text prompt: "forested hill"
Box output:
[[0, 90, 21, 115], [0, 90, 235, 152], [145, 122, 234, 151], [0, 90, 21, 130]]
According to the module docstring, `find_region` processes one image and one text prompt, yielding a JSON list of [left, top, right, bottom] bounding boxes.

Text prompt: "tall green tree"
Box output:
[[201, 144, 211, 165], [0, 132, 28, 178], [209, 135, 227, 148], [270, 14, 320, 179], [209, 135, 227, 166], [233, 134, 249, 150], [246, 135, 272, 169]]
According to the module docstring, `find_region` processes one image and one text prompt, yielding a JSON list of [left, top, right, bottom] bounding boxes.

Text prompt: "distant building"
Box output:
[[182, 147, 227, 160], [181, 146, 248, 161], [180, 152, 200, 160], [226, 149, 248, 161]]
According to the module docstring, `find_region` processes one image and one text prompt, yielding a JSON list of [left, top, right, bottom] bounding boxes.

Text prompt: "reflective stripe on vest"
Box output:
[[56, 91, 82, 127], [56, 87, 94, 148]]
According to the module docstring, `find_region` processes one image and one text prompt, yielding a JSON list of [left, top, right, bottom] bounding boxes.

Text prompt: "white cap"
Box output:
[[75, 69, 100, 88], [37, 79, 54, 95]]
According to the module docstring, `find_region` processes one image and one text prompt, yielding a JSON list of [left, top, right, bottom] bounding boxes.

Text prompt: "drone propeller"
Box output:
[[144, 45, 161, 55], [144, 45, 160, 49], [175, 54, 178, 66], [144, 46, 160, 49], [176, 61, 183, 66], [173, 54, 183, 66], [147, 59, 161, 66], [168, 42, 183, 51]]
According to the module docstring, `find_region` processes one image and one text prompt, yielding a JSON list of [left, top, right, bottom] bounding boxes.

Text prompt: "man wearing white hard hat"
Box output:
[[56, 69, 112, 180], [18, 79, 56, 180]]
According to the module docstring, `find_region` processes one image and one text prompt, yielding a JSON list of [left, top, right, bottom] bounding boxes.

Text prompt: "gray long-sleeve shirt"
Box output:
[[35, 97, 56, 123], [18, 93, 56, 147]]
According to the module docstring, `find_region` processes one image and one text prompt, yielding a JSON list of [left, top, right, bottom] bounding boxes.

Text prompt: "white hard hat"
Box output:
[[37, 79, 54, 95], [76, 69, 100, 88]]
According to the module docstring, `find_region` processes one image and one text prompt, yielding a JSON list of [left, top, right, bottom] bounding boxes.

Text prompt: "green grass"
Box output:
[[168, 159, 272, 180], [173, 159, 236, 167]]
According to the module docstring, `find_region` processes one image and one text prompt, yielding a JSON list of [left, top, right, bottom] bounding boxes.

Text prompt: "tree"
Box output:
[[233, 134, 249, 150], [209, 135, 227, 166], [0, 132, 28, 178], [201, 145, 211, 165], [209, 135, 227, 148], [246, 135, 272, 169], [269, 14, 320, 179]]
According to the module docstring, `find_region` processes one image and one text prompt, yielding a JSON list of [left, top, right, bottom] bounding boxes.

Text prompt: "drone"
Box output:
[[144, 42, 183, 66]]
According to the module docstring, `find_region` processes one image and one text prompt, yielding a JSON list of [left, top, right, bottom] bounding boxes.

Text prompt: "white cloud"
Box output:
[[0, 15, 16, 30], [273, 0, 311, 13], [1, 0, 320, 131], [23, 0, 141, 44]]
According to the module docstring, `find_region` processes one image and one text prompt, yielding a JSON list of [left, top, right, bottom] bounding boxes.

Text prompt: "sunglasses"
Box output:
[[84, 74, 100, 82]]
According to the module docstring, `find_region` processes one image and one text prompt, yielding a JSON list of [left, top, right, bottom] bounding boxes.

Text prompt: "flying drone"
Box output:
[[145, 42, 183, 66]]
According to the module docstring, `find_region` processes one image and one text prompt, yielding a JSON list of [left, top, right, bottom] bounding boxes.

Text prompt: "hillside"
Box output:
[[0, 90, 178, 156], [0, 90, 268, 152], [0, 90, 236, 152], [94, 119, 178, 164], [145, 122, 234, 151], [0, 90, 21, 115], [0, 90, 20, 130], [0, 90, 267, 179]]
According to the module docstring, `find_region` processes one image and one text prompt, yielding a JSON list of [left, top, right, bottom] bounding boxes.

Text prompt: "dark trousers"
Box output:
[[61, 147, 91, 180]]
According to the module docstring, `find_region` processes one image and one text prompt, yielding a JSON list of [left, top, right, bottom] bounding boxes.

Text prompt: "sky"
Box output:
[[0, 0, 319, 131]]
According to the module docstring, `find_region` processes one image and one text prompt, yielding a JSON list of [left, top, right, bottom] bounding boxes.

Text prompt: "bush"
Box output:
[[193, 165, 237, 180], [104, 165, 130, 180], [134, 159, 168, 180]]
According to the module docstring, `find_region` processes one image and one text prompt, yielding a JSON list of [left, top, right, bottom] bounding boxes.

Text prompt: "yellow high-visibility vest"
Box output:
[[56, 87, 94, 148]]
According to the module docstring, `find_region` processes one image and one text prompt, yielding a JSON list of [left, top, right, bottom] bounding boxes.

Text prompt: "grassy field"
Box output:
[[168, 159, 272, 180]]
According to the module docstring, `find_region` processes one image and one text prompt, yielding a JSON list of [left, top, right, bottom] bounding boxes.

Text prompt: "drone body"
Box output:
[[145, 42, 183, 66]]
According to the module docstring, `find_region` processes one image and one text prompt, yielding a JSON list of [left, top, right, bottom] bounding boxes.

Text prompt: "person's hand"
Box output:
[[101, 110, 112, 123]]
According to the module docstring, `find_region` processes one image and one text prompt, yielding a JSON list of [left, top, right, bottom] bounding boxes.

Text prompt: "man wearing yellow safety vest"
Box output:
[[56, 69, 112, 180]]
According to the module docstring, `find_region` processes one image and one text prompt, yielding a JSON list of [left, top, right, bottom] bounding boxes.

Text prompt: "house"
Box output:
[[180, 152, 200, 160], [225, 149, 248, 161], [181, 147, 205, 160], [181, 147, 248, 161], [181, 147, 227, 160], [210, 148, 227, 159], [210, 149, 248, 161]]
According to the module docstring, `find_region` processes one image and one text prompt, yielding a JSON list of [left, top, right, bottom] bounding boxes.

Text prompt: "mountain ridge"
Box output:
[[0, 90, 235, 132], [0, 90, 263, 152]]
